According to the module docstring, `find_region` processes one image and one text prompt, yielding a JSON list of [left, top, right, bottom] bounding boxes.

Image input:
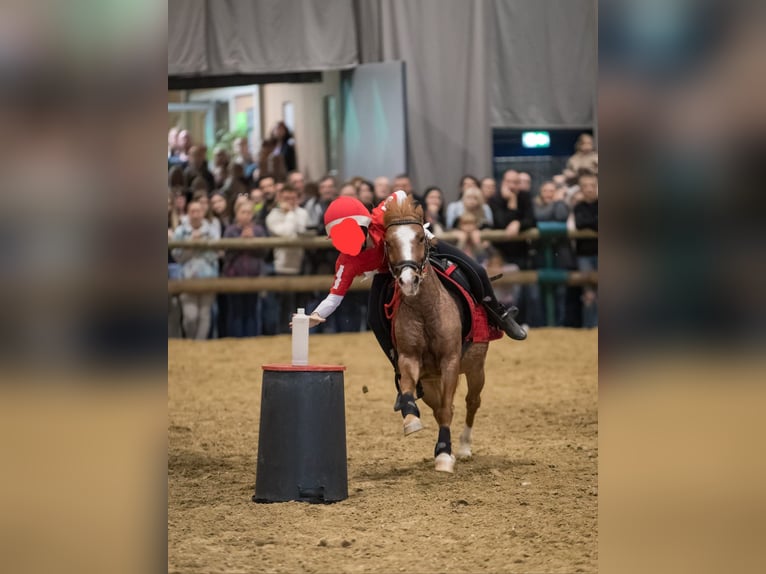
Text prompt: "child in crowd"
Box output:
[[454, 212, 490, 263]]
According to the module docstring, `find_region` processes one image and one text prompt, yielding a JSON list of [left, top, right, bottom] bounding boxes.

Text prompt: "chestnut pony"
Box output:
[[383, 195, 489, 473]]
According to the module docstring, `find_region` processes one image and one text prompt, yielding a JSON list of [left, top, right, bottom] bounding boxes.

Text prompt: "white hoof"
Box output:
[[403, 414, 423, 436], [434, 453, 456, 473], [457, 426, 473, 459], [456, 444, 472, 459]]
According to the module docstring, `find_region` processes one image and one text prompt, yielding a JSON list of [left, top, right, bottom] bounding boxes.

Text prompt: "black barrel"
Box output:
[[253, 364, 348, 504]]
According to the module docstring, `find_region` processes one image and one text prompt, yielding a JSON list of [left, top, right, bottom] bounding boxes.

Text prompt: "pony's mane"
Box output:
[[383, 194, 423, 227]]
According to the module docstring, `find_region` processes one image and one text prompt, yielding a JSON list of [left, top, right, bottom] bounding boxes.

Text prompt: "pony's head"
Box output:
[[383, 193, 429, 297]]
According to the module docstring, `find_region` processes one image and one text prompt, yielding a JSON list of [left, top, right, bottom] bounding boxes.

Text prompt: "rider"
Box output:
[[304, 191, 526, 400]]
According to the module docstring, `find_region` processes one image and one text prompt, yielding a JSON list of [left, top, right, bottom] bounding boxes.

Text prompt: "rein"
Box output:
[[384, 219, 431, 277]]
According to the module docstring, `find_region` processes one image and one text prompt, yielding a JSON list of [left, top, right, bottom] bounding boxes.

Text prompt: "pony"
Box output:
[[383, 195, 490, 473]]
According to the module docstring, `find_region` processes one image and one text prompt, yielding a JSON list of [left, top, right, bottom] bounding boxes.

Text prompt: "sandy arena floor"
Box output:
[[168, 329, 598, 573]]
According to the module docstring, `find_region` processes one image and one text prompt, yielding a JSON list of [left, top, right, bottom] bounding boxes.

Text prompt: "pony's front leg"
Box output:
[[397, 354, 423, 436], [434, 357, 460, 473]]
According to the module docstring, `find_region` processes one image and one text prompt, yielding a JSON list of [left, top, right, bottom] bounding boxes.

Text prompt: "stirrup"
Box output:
[[485, 302, 527, 341]]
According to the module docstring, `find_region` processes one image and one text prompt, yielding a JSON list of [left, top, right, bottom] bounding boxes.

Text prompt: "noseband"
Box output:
[[384, 219, 431, 278]]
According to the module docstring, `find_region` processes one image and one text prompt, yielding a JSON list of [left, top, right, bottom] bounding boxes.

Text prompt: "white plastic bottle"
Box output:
[[291, 308, 310, 366]]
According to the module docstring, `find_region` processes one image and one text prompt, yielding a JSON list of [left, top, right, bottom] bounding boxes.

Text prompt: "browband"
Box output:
[[385, 219, 423, 229]]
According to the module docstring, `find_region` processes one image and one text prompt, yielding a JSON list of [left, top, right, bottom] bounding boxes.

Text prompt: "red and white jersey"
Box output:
[[329, 242, 387, 296], [314, 190, 407, 319]]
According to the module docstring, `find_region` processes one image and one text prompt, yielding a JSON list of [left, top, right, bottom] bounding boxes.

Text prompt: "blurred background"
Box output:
[[166, 0, 599, 340], [0, 0, 764, 572]]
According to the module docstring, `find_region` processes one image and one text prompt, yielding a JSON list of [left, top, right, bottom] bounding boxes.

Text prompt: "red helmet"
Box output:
[[323, 197, 372, 256]]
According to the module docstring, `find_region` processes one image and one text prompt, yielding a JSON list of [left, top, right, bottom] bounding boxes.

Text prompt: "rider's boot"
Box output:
[[483, 296, 527, 340]]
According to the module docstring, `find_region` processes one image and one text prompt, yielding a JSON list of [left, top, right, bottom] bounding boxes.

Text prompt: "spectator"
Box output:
[[573, 173, 598, 328], [422, 186, 446, 234], [357, 180, 375, 211], [254, 174, 277, 225], [223, 200, 268, 337], [177, 129, 192, 163], [220, 163, 249, 219], [265, 185, 310, 332], [171, 200, 219, 340], [271, 121, 297, 173], [168, 127, 184, 169], [259, 122, 296, 182], [287, 170, 306, 204], [566, 133, 598, 176], [210, 192, 230, 230], [533, 181, 570, 222], [446, 186, 493, 229], [183, 190, 221, 239], [373, 176, 391, 203], [183, 145, 215, 192], [454, 212, 490, 263], [483, 249, 519, 311], [534, 181, 573, 326], [168, 191, 180, 241], [394, 173, 419, 201], [168, 165, 187, 204], [247, 188, 263, 220], [302, 180, 318, 208], [171, 189, 187, 221], [460, 174, 481, 196], [518, 172, 532, 194], [480, 177, 496, 203], [304, 175, 336, 232], [212, 146, 230, 189], [339, 182, 358, 197], [491, 169, 540, 326], [233, 136, 257, 182]]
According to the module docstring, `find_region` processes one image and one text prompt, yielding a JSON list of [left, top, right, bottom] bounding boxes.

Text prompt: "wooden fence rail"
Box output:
[[168, 228, 597, 251], [168, 271, 597, 295]]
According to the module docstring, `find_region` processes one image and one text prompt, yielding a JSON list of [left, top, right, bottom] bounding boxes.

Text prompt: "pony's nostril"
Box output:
[[413, 277, 420, 285], [398, 277, 404, 286]]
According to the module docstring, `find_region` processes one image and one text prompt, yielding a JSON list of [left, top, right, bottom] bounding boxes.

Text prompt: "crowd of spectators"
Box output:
[[168, 127, 598, 339]]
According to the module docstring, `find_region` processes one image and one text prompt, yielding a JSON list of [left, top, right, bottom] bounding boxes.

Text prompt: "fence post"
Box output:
[[537, 222, 569, 327]]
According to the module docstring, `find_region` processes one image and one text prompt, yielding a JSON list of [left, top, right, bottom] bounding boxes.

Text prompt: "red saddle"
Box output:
[[384, 262, 503, 349]]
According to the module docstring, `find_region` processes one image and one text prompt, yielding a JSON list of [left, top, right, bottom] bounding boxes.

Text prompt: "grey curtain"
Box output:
[[168, 0, 358, 76], [168, 0, 208, 75], [490, 0, 596, 127], [358, 0, 492, 200]]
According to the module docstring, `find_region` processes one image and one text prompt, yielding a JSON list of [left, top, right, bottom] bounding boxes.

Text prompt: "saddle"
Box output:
[[383, 255, 502, 352]]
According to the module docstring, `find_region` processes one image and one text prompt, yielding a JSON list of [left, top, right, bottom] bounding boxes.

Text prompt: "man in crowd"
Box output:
[[287, 170, 306, 204], [183, 145, 215, 192], [373, 176, 391, 203], [573, 173, 598, 328], [490, 169, 540, 326], [254, 174, 277, 224]]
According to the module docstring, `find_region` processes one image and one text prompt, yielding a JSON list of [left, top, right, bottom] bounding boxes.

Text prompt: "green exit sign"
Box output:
[[521, 131, 551, 148]]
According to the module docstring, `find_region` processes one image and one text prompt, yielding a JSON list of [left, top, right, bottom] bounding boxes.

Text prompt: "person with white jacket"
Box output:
[[172, 200, 219, 339], [265, 184, 310, 331]]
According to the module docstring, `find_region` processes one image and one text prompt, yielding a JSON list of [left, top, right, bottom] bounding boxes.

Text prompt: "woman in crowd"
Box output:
[[445, 186, 493, 229], [210, 192, 230, 230], [357, 180, 375, 211], [421, 186, 446, 235], [184, 190, 222, 239], [566, 133, 598, 177], [222, 200, 268, 337], [171, 200, 220, 340]]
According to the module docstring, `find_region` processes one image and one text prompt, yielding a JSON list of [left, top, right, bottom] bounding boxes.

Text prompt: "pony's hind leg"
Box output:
[[457, 362, 486, 459]]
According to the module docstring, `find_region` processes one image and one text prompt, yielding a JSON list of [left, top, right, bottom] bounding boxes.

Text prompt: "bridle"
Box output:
[[384, 219, 431, 278]]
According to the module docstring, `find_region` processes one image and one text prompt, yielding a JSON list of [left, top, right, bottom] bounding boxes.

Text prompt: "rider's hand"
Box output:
[[289, 312, 326, 329]]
